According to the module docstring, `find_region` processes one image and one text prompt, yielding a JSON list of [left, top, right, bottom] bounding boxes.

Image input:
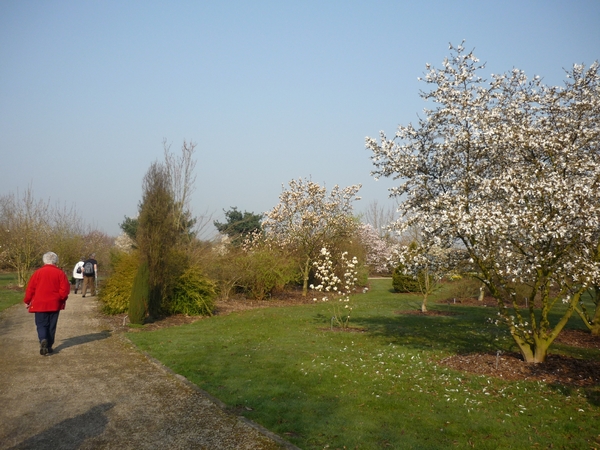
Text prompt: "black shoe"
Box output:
[[74, 290, 77, 294], [40, 339, 48, 356], [47, 347, 53, 354], [82, 295, 85, 298]]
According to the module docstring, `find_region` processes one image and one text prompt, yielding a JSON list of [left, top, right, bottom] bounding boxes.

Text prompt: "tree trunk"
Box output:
[[573, 301, 600, 335], [590, 288, 600, 336], [17, 267, 27, 288], [590, 298, 600, 336], [572, 288, 599, 335], [500, 286, 584, 363], [421, 292, 428, 313], [511, 333, 550, 364], [511, 293, 581, 363], [301, 256, 310, 297], [478, 284, 485, 302]]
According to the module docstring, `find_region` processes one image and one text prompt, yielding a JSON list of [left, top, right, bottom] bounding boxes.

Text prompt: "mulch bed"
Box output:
[[100, 290, 314, 333], [438, 296, 508, 307], [2, 284, 24, 292], [439, 347, 600, 387], [395, 305, 600, 386], [316, 326, 368, 333], [395, 309, 458, 317]]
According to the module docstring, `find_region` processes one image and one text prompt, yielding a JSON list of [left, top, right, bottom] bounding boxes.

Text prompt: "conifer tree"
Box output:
[[129, 261, 149, 324]]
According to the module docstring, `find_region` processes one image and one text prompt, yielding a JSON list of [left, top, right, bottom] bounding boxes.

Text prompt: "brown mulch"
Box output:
[[396, 305, 600, 386], [2, 284, 24, 292], [440, 348, 600, 387], [395, 309, 458, 317], [438, 296, 505, 307], [214, 291, 314, 315], [439, 328, 600, 387], [316, 326, 368, 333], [100, 290, 314, 333]]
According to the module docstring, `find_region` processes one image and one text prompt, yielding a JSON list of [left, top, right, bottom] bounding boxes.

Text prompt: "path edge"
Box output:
[[102, 313, 301, 450]]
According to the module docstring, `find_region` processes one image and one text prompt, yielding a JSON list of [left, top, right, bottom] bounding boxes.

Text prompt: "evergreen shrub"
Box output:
[[99, 250, 139, 314], [167, 265, 216, 316], [129, 261, 149, 324], [238, 247, 299, 300], [443, 275, 485, 300], [392, 263, 420, 293]]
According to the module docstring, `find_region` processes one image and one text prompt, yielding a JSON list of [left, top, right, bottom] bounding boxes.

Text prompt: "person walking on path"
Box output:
[[81, 253, 98, 297], [23, 251, 71, 356], [73, 256, 85, 294]]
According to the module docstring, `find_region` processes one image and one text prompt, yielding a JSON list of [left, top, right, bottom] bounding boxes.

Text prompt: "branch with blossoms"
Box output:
[[310, 247, 359, 329]]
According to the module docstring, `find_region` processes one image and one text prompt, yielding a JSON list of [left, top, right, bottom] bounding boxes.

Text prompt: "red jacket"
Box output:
[[23, 264, 70, 312]]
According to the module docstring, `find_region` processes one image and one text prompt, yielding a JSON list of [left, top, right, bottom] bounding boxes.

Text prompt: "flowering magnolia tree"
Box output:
[[394, 242, 464, 313], [358, 223, 397, 275], [311, 247, 359, 329], [262, 178, 361, 296], [114, 233, 135, 252], [366, 43, 600, 363]]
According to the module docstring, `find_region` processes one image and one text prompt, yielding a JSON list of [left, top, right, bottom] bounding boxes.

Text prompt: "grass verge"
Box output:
[[0, 273, 23, 312], [128, 279, 600, 449]]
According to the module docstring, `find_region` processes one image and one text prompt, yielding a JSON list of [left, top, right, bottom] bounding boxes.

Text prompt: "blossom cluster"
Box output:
[[357, 223, 399, 274], [310, 247, 359, 327], [262, 178, 361, 249], [114, 233, 135, 252]]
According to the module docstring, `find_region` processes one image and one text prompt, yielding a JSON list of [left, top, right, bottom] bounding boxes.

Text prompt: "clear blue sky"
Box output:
[[1, 1, 599, 237]]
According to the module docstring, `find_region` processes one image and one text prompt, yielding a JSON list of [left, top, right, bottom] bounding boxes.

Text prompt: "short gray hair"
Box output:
[[42, 252, 59, 265]]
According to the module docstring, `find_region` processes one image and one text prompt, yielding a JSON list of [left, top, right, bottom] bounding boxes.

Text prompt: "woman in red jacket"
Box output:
[[23, 252, 71, 355]]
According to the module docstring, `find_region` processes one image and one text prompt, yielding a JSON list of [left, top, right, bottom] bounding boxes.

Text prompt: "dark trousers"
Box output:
[[34, 311, 60, 349], [82, 276, 95, 296], [74, 278, 83, 292]]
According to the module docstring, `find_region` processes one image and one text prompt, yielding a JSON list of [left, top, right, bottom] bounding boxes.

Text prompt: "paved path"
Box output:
[[0, 294, 294, 450]]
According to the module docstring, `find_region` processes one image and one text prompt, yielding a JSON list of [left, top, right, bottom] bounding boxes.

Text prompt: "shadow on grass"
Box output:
[[186, 359, 343, 447], [354, 305, 511, 355], [546, 383, 600, 409], [584, 387, 600, 407]]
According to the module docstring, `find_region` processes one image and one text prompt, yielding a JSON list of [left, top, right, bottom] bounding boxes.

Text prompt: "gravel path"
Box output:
[[0, 293, 296, 450]]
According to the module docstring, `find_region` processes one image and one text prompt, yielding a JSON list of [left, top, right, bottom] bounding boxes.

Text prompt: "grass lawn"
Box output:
[[0, 273, 23, 312], [127, 279, 599, 448]]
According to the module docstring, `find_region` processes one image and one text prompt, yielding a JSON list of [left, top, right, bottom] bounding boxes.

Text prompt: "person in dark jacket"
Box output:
[[23, 252, 70, 355], [81, 253, 98, 298]]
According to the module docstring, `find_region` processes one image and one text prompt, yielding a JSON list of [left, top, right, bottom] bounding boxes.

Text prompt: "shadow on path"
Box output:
[[52, 331, 111, 353], [8, 403, 114, 450]]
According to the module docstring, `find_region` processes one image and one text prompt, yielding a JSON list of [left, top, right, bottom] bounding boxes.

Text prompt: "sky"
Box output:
[[1, 1, 599, 237]]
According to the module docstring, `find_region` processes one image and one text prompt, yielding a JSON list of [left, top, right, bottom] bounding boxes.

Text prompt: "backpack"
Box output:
[[83, 261, 95, 276]]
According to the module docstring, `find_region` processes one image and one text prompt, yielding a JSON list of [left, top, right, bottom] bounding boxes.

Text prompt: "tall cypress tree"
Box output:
[[136, 162, 178, 319], [128, 261, 149, 324]]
